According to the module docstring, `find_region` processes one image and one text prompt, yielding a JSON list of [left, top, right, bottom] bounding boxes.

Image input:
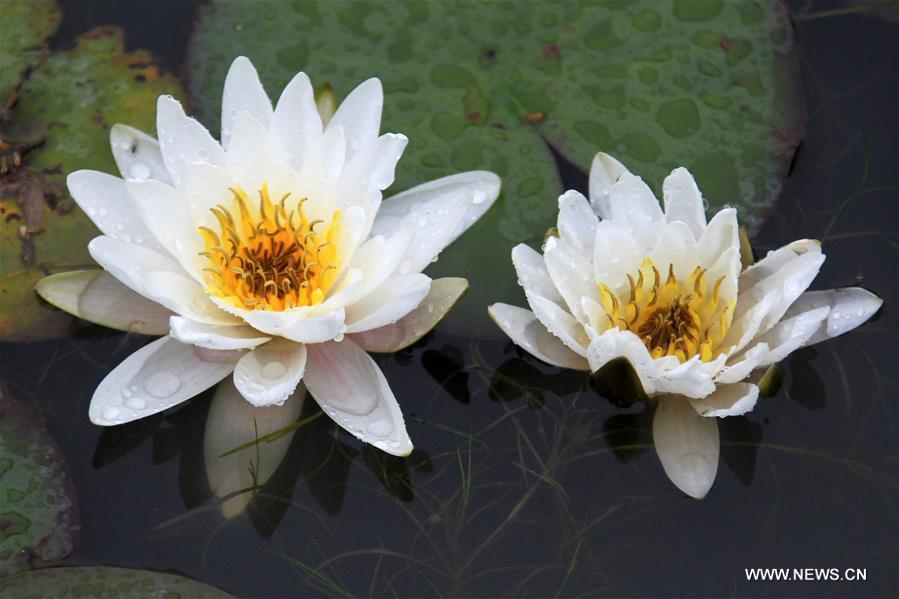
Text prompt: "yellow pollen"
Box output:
[[198, 184, 342, 311], [597, 257, 735, 362]]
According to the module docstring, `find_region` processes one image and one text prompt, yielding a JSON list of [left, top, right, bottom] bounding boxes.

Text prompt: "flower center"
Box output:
[[597, 258, 734, 362], [198, 184, 341, 311]]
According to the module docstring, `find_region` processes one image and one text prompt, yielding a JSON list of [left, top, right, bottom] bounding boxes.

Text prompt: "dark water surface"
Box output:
[[2, 1, 897, 597]]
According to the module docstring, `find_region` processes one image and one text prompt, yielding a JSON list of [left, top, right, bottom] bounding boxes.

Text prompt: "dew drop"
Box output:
[[472, 190, 486, 205], [126, 396, 147, 411], [417, 217, 428, 228], [261, 361, 287, 379], [98, 207, 108, 217], [129, 162, 151, 180], [102, 407, 121, 421], [143, 371, 181, 398], [367, 420, 394, 437]]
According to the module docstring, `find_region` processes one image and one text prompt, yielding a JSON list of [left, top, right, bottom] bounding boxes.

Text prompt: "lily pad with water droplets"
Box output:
[[0, 566, 236, 598], [0, 0, 61, 103], [0, 385, 79, 575], [186, 0, 803, 335], [0, 25, 183, 341]]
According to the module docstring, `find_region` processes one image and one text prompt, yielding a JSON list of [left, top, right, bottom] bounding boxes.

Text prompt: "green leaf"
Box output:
[[186, 0, 803, 333], [0, 566, 236, 598], [0, 26, 184, 341], [0, 0, 61, 103], [590, 356, 649, 408], [0, 385, 78, 575]]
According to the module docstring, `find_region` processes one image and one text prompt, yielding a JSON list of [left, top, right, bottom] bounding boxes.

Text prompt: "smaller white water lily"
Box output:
[[37, 56, 500, 459], [488, 151, 882, 499]]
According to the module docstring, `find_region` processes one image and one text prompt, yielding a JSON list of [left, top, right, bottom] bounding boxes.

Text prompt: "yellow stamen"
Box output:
[[595, 257, 733, 363], [198, 185, 342, 311]]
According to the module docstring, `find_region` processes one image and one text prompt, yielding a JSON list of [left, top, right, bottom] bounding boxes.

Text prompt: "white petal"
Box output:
[[606, 173, 664, 252], [543, 236, 594, 323], [586, 329, 718, 398], [204, 377, 304, 518], [226, 111, 284, 193], [388, 187, 473, 275], [716, 342, 770, 384], [370, 171, 501, 245], [327, 78, 382, 160], [87, 236, 232, 326], [169, 315, 270, 350], [347, 226, 415, 303], [592, 219, 643, 294], [739, 238, 821, 290], [221, 56, 273, 149], [783, 287, 882, 346], [345, 273, 431, 333], [304, 338, 411, 456], [662, 167, 706, 239], [181, 161, 235, 227], [653, 396, 719, 499], [269, 71, 322, 171], [156, 95, 224, 188], [487, 303, 590, 370], [648, 220, 699, 281], [698, 208, 738, 267], [224, 304, 346, 344], [732, 250, 825, 340], [525, 291, 589, 356], [352, 277, 468, 353], [36, 270, 172, 335], [298, 124, 346, 192], [557, 190, 598, 257], [512, 243, 564, 304], [688, 383, 759, 418], [110, 124, 171, 185], [142, 270, 239, 326], [89, 336, 237, 426], [337, 133, 408, 234], [233, 339, 307, 407], [67, 170, 162, 251], [126, 178, 203, 278], [751, 306, 831, 365], [588, 151, 629, 219]]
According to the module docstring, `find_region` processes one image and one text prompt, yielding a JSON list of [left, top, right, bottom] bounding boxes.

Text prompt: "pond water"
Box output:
[[1, 0, 896, 597]]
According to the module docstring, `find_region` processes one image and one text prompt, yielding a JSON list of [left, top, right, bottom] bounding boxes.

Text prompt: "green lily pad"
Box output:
[[186, 0, 802, 334], [0, 384, 78, 575], [0, 25, 183, 342], [0, 0, 61, 103], [0, 566, 236, 598]]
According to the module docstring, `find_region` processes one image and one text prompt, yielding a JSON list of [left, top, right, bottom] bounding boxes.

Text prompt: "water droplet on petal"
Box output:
[[126, 396, 146, 410], [129, 162, 151, 180], [261, 361, 286, 379], [102, 407, 120, 421], [472, 190, 486, 205], [144, 371, 181, 398]]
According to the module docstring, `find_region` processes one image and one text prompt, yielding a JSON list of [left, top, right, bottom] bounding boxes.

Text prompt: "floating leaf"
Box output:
[[186, 0, 803, 333], [0, 566, 235, 598], [590, 356, 648, 408], [0, 0, 61, 103], [0, 385, 78, 575], [0, 26, 183, 341]]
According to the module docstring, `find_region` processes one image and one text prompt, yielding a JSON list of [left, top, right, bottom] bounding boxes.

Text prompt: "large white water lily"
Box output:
[[37, 56, 500, 457], [488, 151, 882, 499]]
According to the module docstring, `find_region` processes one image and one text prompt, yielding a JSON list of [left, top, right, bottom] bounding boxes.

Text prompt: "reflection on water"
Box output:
[[0, 0, 896, 597]]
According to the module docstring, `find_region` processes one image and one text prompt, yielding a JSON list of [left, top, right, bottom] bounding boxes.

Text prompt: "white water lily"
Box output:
[[488, 151, 882, 499], [37, 56, 500, 457]]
